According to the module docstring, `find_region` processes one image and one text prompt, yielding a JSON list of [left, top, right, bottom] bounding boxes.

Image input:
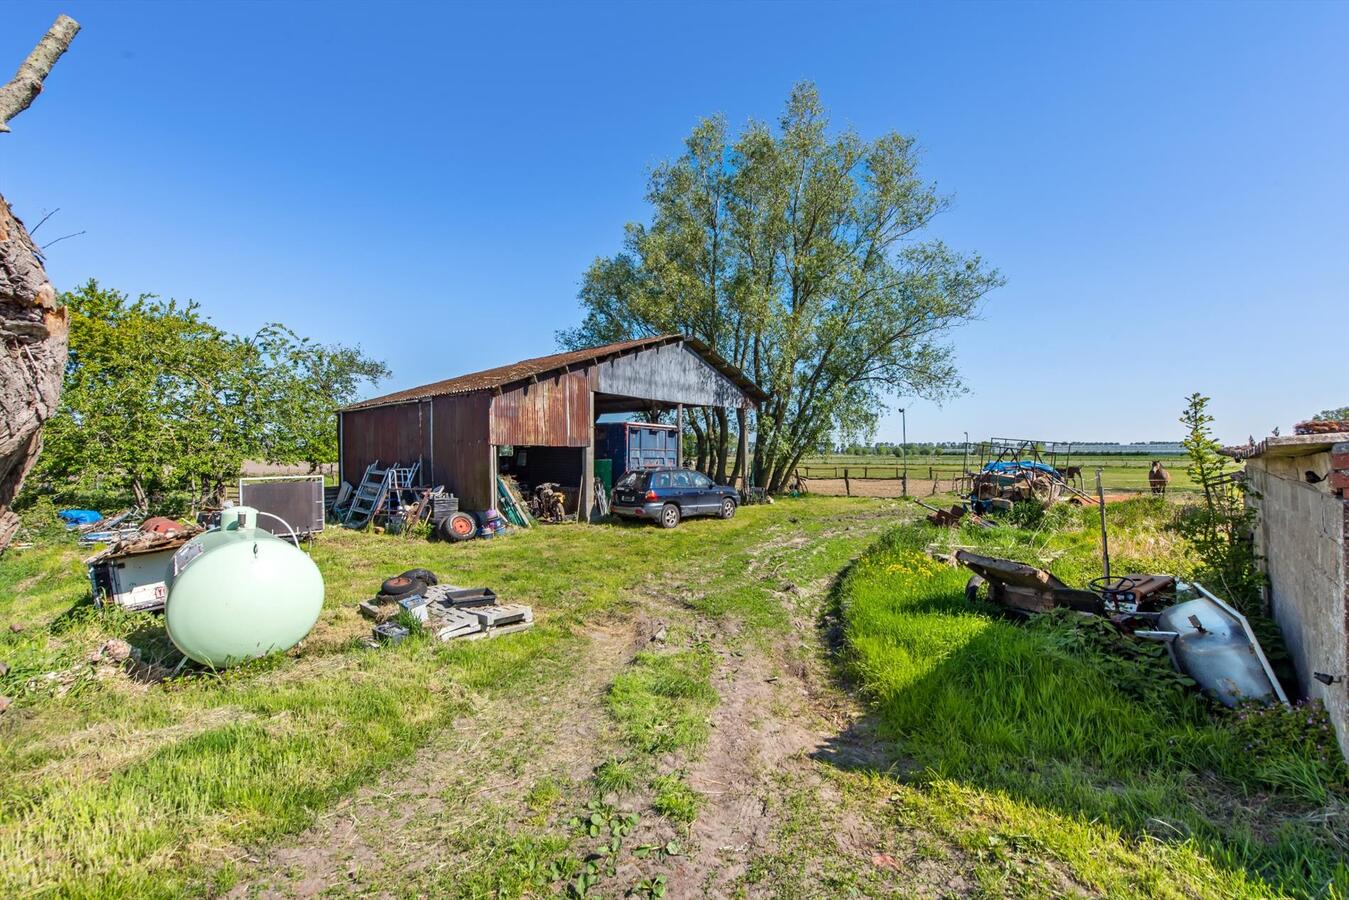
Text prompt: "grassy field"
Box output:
[[800, 452, 1198, 493], [0, 497, 885, 898], [1, 495, 1344, 897]]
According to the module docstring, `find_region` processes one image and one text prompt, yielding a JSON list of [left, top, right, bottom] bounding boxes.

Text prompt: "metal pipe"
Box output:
[[1096, 468, 1110, 581], [962, 431, 969, 490], [900, 407, 908, 496]]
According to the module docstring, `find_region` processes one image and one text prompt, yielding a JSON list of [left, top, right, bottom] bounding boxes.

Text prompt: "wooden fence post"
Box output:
[[844, 468, 851, 496]]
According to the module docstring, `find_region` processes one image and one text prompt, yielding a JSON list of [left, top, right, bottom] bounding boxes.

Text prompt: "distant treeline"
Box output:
[[833, 441, 1186, 456]]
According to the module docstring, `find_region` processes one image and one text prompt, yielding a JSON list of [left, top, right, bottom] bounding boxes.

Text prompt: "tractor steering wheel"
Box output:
[[1090, 575, 1141, 596]]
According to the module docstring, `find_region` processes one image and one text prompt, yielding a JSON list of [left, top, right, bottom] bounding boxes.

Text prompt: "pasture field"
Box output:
[[1, 495, 1342, 898], [799, 452, 1197, 493]]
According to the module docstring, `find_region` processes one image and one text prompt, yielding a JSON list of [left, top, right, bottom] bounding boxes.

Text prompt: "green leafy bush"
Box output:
[[1173, 393, 1265, 611], [16, 496, 72, 544]]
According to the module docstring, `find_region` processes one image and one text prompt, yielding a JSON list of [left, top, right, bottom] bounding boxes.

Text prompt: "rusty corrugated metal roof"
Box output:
[[343, 334, 767, 411]]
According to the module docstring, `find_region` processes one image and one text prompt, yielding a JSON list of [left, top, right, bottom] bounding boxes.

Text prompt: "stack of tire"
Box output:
[[378, 567, 438, 603]]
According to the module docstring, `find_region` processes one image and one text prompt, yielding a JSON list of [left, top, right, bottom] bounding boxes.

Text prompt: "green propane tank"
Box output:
[[165, 506, 324, 667]]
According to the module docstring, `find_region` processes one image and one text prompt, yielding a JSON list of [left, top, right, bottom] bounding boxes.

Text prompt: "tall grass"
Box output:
[[837, 501, 1349, 898], [0, 497, 871, 897]]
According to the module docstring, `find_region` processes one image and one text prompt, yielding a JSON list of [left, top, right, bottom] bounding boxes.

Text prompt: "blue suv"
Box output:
[[611, 467, 739, 528]]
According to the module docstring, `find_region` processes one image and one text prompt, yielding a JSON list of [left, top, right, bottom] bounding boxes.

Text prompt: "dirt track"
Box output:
[[227, 503, 967, 898]]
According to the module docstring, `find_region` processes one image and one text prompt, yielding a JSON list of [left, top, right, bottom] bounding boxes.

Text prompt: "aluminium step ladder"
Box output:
[[343, 460, 424, 529]]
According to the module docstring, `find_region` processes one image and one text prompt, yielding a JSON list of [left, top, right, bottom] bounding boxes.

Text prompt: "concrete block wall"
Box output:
[[1248, 446, 1349, 762]]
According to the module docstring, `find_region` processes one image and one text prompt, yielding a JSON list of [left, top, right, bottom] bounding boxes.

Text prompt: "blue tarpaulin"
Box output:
[[981, 460, 1060, 477], [58, 509, 102, 526]]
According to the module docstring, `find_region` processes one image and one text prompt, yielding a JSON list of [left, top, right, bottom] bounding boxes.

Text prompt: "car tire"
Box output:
[[381, 575, 426, 597], [441, 511, 478, 542], [659, 503, 681, 529], [399, 568, 438, 586], [719, 497, 737, 519]]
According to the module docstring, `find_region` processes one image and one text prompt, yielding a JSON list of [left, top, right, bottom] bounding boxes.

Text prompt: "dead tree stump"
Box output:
[[0, 15, 80, 550], [0, 198, 67, 548]]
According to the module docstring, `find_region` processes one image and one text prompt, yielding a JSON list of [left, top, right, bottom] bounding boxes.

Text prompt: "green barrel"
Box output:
[[594, 458, 613, 493], [164, 506, 324, 667]]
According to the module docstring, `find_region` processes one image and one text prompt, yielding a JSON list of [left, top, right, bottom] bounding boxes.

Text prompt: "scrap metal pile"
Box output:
[[86, 517, 206, 612], [358, 568, 533, 644], [971, 461, 1065, 510], [956, 550, 1287, 708], [967, 438, 1088, 513]]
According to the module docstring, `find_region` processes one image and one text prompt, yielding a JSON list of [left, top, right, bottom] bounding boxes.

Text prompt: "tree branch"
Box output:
[[40, 229, 84, 249], [0, 14, 80, 134]]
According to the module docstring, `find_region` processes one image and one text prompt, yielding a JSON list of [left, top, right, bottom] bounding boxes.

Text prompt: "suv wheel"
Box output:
[[719, 497, 737, 519], [659, 503, 681, 529]]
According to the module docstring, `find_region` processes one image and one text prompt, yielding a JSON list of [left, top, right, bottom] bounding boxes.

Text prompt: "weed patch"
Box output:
[[836, 499, 1349, 898], [650, 773, 700, 826], [606, 649, 717, 755]]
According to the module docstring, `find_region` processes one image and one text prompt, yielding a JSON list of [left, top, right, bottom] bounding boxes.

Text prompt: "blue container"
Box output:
[[595, 422, 678, 478]]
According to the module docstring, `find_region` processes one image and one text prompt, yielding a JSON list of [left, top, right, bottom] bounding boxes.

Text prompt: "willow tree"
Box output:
[[0, 15, 80, 548], [562, 83, 1002, 492]]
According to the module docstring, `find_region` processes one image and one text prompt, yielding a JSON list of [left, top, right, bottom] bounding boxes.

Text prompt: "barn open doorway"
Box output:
[[495, 445, 585, 521]]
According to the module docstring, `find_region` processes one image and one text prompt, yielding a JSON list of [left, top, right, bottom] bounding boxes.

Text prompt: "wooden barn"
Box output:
[[337, 335, 765, 520]]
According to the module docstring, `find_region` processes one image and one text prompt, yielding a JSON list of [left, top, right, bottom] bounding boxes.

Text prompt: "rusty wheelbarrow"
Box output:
[[956, 550, 1105, 616]]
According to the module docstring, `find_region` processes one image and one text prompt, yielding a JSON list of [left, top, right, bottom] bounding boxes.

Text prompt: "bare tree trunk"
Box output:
[[131, 477, 149, 513], [0, 198, 68, 547], [0, 16, 80, 133], [713, 406, 729, 484], [728, 407, 746, 487], [690, 415, 707, 473], [698, 409, 716, 475], [0, 16, 80, 550]]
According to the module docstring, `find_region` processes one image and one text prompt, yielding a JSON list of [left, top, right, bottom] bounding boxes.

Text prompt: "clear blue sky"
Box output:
[[2, 1, 1345, 445]]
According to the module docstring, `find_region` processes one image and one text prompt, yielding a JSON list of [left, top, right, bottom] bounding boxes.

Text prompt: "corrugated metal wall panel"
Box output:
[[489, 370, 592, 447]]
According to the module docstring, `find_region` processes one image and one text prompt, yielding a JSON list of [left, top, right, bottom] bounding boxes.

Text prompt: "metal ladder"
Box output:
[[343, 460, 424, 529], [343, 461, 388, 528]]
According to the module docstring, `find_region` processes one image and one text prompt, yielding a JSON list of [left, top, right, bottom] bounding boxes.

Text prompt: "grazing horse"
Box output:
[[1058, 466, 1084, 489], [1148, 460, 1171, 495]]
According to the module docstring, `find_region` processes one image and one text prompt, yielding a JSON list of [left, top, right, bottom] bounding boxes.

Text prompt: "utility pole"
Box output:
[[962, 430, 969, 494], [899, 407, 908, 497]]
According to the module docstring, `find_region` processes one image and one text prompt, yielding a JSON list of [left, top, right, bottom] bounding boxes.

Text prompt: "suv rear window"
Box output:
[[615, 471, 646, 491]]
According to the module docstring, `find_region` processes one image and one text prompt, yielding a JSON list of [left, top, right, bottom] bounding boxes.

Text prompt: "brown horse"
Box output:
[[1148, 460, 1171, 495], [1057, 466, 1084, 489]]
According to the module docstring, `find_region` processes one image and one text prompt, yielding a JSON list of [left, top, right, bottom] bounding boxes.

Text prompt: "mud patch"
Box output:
[[227, 616, 644, 898]]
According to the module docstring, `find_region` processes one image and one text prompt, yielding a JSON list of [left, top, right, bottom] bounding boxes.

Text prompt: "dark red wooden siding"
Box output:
[[489, 370, 592, 447], [430, 392, 494, 510], [340, 393, 496, 511], [339, 402, 430, 486]]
